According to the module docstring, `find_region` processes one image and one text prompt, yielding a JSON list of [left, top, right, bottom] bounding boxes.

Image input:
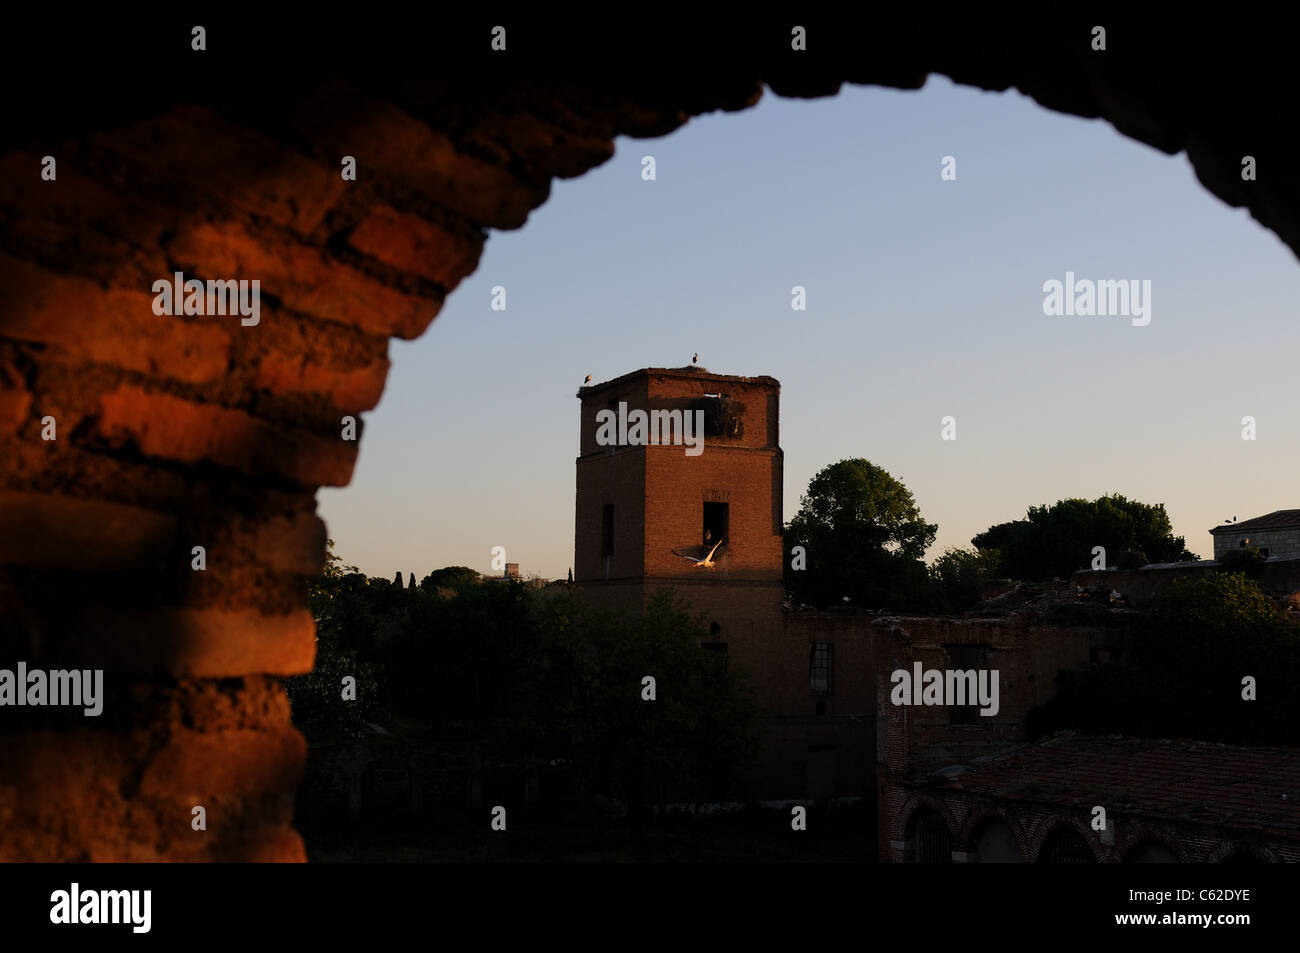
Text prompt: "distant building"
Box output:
[[485, 563, 525, 583], [1210, 509, 1300, 560]]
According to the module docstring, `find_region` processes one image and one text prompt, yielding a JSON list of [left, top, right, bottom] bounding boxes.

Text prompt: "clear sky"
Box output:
[[319, 76, 1300, 582]]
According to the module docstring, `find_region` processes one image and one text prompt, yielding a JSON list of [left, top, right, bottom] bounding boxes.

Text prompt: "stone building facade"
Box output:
[[1211, 510, 1300, 560]]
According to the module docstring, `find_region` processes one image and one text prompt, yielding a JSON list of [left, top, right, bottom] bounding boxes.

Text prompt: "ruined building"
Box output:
[[574, 367, 1300, 863]]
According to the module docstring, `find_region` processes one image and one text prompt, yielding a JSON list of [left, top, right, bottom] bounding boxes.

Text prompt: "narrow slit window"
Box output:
[[601, 504, 615, 557]]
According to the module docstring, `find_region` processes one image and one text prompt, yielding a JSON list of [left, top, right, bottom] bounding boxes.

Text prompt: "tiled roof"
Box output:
[[934, 732, 1300, 838], [1210, 509, 1300, 534]]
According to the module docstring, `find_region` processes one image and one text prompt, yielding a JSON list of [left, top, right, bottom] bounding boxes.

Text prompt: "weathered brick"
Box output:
[[462, 110, 617, 179], [69, 607, 317, 677], [95, 104, 345, 235], [255, 350, 389, 410], [347, 205, 484, 289], [138, 726, 306, 799], [231, 826, 307, 863], [96, 386, 356, 487], [0, 255, 232, 384], [251, 512, 328, 576], [0, 490, 178, 571], [292, 83, 548, 229], [167, 221, 437, 339], [0, 387, 32, 436]]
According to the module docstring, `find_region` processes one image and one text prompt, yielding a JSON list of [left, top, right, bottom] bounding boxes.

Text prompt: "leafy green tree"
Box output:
[[972, 494, 1197, 581], [513, 589, 762, 833], [419, 566, 481, 593], [1216, 546, 1267, 579], [928, 546, 1001, 613], [291, 544, 764, 820], [286, 540, 382, 740], [785, 458, 936, 610]]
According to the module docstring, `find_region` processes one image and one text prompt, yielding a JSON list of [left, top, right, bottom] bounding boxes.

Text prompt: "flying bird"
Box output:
[[672, 538, 727, 567]]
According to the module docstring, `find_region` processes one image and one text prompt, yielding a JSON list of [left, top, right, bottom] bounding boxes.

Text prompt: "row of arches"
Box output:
[[903, 806, 1272, 863]]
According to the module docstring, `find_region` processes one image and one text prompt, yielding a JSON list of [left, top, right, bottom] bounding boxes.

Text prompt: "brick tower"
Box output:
[[574, 366, 784, 638], [575, 366, 878, 805]]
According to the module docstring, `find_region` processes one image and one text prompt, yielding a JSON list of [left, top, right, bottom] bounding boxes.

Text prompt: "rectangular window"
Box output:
[[810, 642, 832, 695], [601, 504, 615, 557], [946, 645, 988, 725], [703, 501, 729, 547]]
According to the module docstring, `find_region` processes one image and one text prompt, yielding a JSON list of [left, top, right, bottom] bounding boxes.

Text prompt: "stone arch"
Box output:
[[1117, 822, 1192, 863], [903, 805, 954, 864], [894, 792, 960, 847], [1033, 818, 1099, 863], [3, 16, 1299, 860], [1207, 841, 1279, 864], [966, 814, 1026, 863]]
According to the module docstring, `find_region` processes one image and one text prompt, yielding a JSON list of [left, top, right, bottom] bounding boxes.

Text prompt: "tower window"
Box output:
[[946, 645, 989, 725], [810, 643, 832, 695], [703, 501, 729, 547], [601, 504, 615, 557]]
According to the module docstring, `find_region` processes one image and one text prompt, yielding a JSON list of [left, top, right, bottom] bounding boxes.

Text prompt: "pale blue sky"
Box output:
[[320, 76, 1300, 581]]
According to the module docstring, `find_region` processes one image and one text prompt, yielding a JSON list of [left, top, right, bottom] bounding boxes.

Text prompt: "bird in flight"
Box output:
[[672, 538, 727, 567]]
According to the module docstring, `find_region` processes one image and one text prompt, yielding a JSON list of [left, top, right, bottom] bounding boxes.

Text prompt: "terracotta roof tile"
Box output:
[[938, 733, 1300, 837], [1210, 509, 1300, 534]]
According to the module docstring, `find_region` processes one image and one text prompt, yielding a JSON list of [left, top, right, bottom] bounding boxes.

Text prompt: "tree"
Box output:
[[419, 566, 481, 593], [515, 589, 763, 833], [1029, 573, 1300, 745], [286, 540, 381, 740], [972, 494, 1197, 581], [784, 458, 936, 610], [929, 546, 1001, 613]]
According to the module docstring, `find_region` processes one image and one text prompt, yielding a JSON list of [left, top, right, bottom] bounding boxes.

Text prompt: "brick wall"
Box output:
[[1074, 559, 1300, 607], [1, 87, 716, 861], [886, 782, 1300, 863]]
